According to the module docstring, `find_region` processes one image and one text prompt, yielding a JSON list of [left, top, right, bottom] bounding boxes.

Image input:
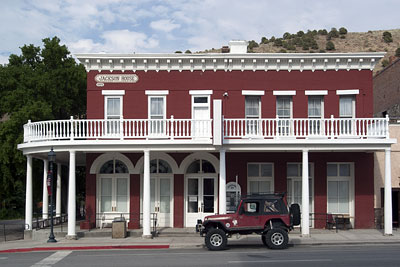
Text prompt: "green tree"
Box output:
[[339, 27, 348, 35], [0, 37, 86, 219], [396, 47, 400, 57], [326, 41, 335, 50], [318, 29, 328, 35], [247, 40, 259, 52], [382, 31, 393, 43], [184, 50, 192, 54], [261, 37, 269, 44]]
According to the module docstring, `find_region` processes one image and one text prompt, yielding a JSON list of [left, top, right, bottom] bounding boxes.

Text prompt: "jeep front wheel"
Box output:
[[205, 228, 227, 251], [264, 228, 289, 249]]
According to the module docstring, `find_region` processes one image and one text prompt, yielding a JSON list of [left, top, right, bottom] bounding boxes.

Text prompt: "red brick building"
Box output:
[[19, 41, 395, 238]]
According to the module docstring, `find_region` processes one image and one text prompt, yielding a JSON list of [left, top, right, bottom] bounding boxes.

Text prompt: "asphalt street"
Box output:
[[1, 244, 400, 267]]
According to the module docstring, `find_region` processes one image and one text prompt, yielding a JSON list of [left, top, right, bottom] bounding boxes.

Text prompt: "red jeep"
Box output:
[[196, 193, 300, 250]]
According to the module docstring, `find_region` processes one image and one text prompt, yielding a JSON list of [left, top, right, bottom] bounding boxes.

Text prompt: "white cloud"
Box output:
[[150, 19, 180, 32]]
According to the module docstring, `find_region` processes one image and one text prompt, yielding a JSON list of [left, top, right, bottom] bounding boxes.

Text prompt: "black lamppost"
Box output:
[[47, 147, 57, 243]]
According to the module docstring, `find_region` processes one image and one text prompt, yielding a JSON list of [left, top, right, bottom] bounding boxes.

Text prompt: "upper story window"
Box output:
[[245, 96, 261, 119], [149, 96, 165, 120], [276, 96, 292, 118], [308, 96, 323, 118], [102, 90, 125, 120], [339, 96, 355, 118]]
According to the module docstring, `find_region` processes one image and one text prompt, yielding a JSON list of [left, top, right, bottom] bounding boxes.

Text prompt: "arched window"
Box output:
[[100, 159, 128, 174], [150, 159, 172, 174], [187, 159, 216, 174]]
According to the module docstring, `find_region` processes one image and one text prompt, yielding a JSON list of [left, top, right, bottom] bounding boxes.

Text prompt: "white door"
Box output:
[[150, 177, 173, 227], [98, 176, 129, 226], [185, 176, 217, 227], [192, 96, 210, 138]]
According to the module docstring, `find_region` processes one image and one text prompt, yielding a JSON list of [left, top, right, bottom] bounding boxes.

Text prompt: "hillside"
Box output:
[[204, 29, 400, 73]]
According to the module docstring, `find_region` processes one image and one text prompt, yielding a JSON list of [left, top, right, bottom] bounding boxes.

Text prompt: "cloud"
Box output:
[[150, 19, 180, 32], [68, 29, 159, 54]]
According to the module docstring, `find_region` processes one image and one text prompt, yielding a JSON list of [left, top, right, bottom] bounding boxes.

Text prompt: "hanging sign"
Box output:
[[47, 170, 52, 196], [94, 74, 139, 83]]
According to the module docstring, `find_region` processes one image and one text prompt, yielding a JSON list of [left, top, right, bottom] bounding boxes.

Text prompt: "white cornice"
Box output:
[[75, 52, 385, 73]]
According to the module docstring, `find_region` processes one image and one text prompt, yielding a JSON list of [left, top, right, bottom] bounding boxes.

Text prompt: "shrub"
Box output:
[[175, 51, 182, 53], [269, 36, 276, 42], [261, 37, 269, 44], [302, 43, 310, 50], [279, 49, 287, 53], [185, 50, 192, 54], [318, 29, 328, 35], [247, 40, 259, 51], [274, 38, 283, 47], [328, 28, 339, 39], [381, 59, 389, 67], [396, 47, 400, 57], [383, 31, 393, 43], [340, 35, 346, 39], [283, 32, 291, 39], [297, 30, 305, 37], [311, 40, 319, 50], [319, 49, 326, 53], [326, 41, 335, 50], [339, 27, 348, 35]]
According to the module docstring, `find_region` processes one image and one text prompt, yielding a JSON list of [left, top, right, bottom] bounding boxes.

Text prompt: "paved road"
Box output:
[[1, 244, 400, 267]]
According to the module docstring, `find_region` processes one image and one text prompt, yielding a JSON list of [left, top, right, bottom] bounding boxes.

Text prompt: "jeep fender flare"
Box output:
[[263, 219, 289, 233], [203, 221, 228, 232]]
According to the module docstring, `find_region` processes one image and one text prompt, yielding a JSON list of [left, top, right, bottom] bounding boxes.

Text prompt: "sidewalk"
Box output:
[[1, 228, 400, 253]]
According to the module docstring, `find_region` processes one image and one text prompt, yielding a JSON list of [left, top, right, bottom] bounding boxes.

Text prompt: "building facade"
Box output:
[[19, 41, 396, 238]]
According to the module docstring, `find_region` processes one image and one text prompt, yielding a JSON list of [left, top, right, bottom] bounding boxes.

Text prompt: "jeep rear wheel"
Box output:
[[264, 228, 289, 249], [205, 228, 227, 251]]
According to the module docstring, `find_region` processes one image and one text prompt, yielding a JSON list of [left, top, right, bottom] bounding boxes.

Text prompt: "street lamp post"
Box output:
[[47, 147, 57, 243]]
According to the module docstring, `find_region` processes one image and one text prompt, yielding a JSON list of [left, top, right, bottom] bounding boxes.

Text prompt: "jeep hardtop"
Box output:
[[196, 193, 300, 250]]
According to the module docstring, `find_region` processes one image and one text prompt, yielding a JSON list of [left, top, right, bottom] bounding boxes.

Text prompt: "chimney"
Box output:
[[221, 46, 230, 53], [228, 40, 248, 54]]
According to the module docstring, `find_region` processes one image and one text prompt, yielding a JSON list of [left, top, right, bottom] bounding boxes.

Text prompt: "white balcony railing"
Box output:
[[23, 116, 212, 142], [223, 116, 389, 139]]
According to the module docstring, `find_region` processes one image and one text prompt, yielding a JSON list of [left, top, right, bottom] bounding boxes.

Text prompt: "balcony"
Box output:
[[22, 116, 389, 145]]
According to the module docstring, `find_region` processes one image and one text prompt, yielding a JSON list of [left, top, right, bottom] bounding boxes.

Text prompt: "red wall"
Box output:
[[174, 174, 184, 228], [86, 70, 373, 119]]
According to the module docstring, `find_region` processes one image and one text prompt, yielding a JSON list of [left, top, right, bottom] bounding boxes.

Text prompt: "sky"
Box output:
[[1, 0, 399, 64]]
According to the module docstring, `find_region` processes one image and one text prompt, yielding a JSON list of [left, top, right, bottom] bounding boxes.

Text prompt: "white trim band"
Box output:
[[242, 90, 265, 96], [102, 90, 125, 96], [336, 89, 359, 95], [305, 90, 328, 96], [145, 90, 169, 95], [189, 90, 213, 95], [273, 90, 296, 96]]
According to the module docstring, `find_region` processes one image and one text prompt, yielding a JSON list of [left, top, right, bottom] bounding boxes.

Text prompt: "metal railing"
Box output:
[[0, 222, 25, 242], [224, 116, 389, 139], [23, 117, 212, 143], [32, 213, 68, 232]]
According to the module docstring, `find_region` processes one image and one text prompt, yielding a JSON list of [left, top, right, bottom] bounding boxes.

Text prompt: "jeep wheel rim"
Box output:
[[210, 234, 223, 247], [271, 232, 284, 246]]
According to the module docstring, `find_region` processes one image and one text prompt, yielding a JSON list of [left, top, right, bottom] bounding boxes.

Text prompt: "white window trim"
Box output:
[[189, 90, 213, 95], [148, 95, 167, 120], [104, 96, 123, 119], [326, 162, 355, 224], [336, 89, 359, 95], [276, 96, 293, 118], [308, 96, 324, 118], [102, 90, 125, 96], [305, 90, 328, 96], [191, 95, 211, 119], [242, 90, 265, 96], [145, 90, 169, 95], [273, 90, 296, 96], [247, 163, 274, 193]]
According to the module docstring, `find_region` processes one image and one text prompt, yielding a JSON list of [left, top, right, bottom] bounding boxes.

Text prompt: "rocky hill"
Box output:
[[204, 28, 400, 73]]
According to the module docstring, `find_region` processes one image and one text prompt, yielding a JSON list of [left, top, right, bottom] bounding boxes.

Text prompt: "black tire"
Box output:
[[290, 203, 301, 226], [205, 228, 227, 251], [261, 234, 268, 246], [265, 228, 289, 249]]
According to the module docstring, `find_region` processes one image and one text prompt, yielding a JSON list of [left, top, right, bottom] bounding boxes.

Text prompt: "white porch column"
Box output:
[[67, 150, 76, 239], [219, 149, 226, 214], [56, 163, 62, 216], [301, 149, 310, 237], [142, 150, 151, 237], [42, 159, 49, 219], [384, 148, 393, 235], [25, 155, 33, 230]]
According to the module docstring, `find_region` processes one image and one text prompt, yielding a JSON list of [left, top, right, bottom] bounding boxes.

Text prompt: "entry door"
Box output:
[[99, 177, 129, 225], [192, 96, 210, 138], [150, 177, 173, 227], [186, 177, 217, 227]]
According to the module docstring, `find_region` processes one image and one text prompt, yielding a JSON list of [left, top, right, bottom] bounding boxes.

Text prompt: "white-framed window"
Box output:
[[191, 95, 211, 138], [339, 96, 355, 134], [327, 163, 354, 215], [247, 163, 274, 194], [308, 96, 323, 135], [148, 96, 166, 135], [286, 163, 314, 216], [104, 96, 122, 135], [245, 96, 261, 135], [276, 96, 292, 135]]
